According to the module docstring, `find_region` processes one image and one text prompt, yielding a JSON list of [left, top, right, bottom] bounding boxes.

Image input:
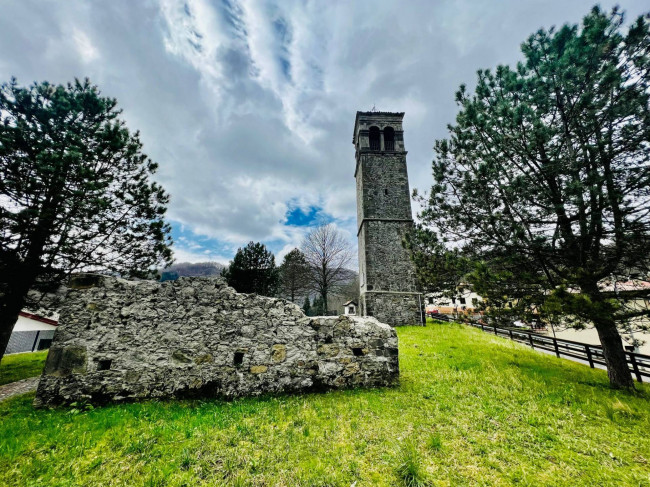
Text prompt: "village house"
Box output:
[[5, 311, 58, 354], [425, 289, 483, 316]]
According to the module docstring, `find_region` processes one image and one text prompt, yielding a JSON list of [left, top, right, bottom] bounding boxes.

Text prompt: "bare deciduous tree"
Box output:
[[301, 223, 354, 315]]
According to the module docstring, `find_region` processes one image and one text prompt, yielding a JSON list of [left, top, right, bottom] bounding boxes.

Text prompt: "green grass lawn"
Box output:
[[1, 322, 649, 486], [0, 350, 48, 386]]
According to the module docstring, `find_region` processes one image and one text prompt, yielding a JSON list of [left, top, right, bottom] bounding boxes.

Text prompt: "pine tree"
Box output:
[[222, 242, 279, 296], [279, 248, 310, 302], [415, 7, 650, 389], [0, 78, 172, 361], [311, 296, 325, 316], [302, 296, 311, 316]]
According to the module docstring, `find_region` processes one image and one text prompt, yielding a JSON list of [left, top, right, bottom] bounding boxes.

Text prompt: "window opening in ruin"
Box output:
[[384, 126, 395, 151], [384, 188, 388, 195], [352, 347, 364, 357], [234, 351, 244, 366], [97, 359, 112, 371], [459, 297, 466, 304], [369, 126, 380, 150]]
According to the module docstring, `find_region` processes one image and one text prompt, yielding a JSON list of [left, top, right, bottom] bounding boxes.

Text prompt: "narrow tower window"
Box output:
[[384, 127, 395, 151], [369, 126, 380, 151]]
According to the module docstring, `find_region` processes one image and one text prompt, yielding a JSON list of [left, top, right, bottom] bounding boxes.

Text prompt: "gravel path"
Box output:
[[0, 377, 39, 402]]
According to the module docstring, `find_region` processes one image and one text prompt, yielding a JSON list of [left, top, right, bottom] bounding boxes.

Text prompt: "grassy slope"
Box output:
[[0, 350, 48, 386], [0, 323, 649, 487]]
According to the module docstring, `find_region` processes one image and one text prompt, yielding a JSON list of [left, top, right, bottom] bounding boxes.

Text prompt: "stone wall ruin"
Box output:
[[34, 274, 399, 407]]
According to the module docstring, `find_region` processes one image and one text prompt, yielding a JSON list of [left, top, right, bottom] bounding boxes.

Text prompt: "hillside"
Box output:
[[0, 322, 648, 486], [160, 262, 225, 281]]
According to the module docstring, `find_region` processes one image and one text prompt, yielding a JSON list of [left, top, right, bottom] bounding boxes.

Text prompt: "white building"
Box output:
[[6, 312, 58, 354], [425, 289, 483, 315]]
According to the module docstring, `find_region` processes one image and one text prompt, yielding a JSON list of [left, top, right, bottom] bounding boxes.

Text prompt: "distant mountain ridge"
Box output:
[[160, 262, 225, 281]]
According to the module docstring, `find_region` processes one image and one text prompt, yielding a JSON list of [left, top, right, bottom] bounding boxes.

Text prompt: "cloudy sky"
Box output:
[[1, 0, 647, 265]]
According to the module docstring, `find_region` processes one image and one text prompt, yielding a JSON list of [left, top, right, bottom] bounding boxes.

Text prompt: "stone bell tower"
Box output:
[[353, 111, 423, 326]]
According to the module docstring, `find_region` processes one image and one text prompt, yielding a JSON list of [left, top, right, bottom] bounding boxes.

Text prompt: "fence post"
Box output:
[[480, 323, 484, 332], [554, 338, 560, 358], [509, 329, 513, 341], [585, 346, 594, 368], [528, 333, 534, 349], [629, 353, 643, 383], [494, 325, 498, 336]]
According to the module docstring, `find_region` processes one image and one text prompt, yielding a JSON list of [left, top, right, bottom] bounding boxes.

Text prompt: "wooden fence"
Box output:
[[464, 321, 650, 383]]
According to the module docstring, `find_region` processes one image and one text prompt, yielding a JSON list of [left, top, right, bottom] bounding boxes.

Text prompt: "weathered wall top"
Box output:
[[34, 275, 399, 407]]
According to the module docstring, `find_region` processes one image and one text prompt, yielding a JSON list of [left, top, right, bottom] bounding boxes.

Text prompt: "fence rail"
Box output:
[[465, 321, 650, 383], [428, 313, 452, 322]]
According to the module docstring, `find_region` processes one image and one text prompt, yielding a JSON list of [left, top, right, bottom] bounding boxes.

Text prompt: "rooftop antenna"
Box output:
[[371, 104, 376, 112]]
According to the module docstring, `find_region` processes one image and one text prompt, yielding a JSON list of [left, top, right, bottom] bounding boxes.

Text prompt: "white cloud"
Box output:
[[159, 0, 229, 91], [2, 0, 648, 265], [71, 28, 99, 63], [171, 246, 231, 265]]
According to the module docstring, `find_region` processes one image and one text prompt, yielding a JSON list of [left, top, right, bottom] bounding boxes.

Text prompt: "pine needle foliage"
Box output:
[[0, 78, 172, 360], [413, 6, 650, 389]]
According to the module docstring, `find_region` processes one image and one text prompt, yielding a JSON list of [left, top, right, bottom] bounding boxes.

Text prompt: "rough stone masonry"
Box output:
[[34, 274, 398, 407], [353, 111, 424, 325]]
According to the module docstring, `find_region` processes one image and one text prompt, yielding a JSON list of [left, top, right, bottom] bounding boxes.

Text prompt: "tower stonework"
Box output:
[[353, 111, 423, 326]]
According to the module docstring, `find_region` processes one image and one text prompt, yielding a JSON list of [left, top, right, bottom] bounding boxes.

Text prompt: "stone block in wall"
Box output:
[[33, 275, 399, 407], [362, 291, 424, 326]]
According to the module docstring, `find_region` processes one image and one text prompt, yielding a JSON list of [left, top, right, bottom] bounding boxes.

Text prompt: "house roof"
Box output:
[[19, 311, 58, 326], [343, 300, 358, 306]]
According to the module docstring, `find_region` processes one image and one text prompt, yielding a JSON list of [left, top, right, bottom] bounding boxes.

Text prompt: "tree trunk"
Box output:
[[580, 281, 635, 390], [0, 269, 35, 363], [593, 316, 635, 390], [0, 284, 28, 362], [0, 306, 22, 362]]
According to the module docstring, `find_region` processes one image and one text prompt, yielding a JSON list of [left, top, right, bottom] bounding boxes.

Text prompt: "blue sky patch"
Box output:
[[284, 203, 330, 227], [170, 221, 236, 264]]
